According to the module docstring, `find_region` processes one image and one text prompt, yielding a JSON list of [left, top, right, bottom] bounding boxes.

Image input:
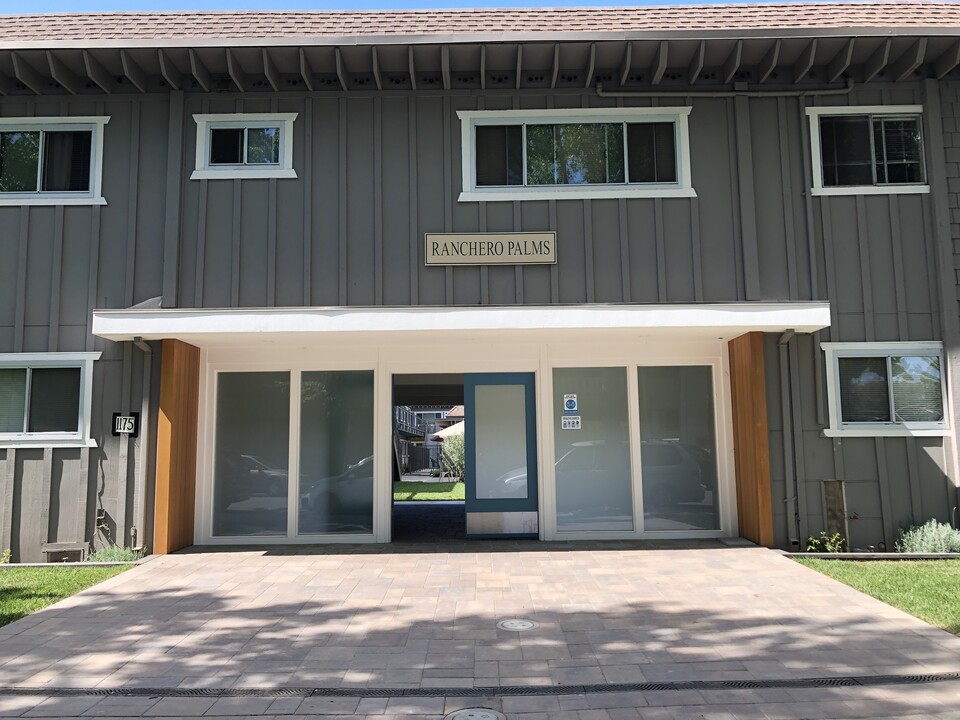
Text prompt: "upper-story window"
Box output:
[[822, 342, 947, 437], [806, 106, 929, 196], [191, 113, 297, 180], [0, 352, 100, 447], [458, 107, 695, 201], [0, 117, 108, 206]]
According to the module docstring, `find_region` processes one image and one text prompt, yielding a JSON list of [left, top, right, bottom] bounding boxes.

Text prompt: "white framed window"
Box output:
[[822, 342, 948, 437], [457, 107, 695, 202], [0, 352, 101, 447], [806, 105, 929, 197], [191, 113, 297, 180], [0, 117, 109, 206]]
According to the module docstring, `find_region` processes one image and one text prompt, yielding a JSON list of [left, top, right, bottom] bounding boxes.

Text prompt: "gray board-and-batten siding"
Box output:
[[0, 81, 954, 559]]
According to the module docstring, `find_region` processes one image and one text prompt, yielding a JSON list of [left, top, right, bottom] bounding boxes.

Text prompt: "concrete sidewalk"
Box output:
[[2, 541, 960, 718]]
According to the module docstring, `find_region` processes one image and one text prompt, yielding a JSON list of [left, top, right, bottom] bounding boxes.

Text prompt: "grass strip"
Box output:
[[0, 566, 128, 628], [795, 558, 960, 635], [393, 481, 465, 501]]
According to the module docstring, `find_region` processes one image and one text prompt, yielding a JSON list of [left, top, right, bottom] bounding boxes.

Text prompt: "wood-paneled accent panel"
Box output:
[[729, 331, 774, 547], [154, 339, 200, 555]]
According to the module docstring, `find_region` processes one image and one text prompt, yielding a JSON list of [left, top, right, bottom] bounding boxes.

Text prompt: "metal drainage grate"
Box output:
[[497, 618, 538, 631], [445, 709, 506, 720]]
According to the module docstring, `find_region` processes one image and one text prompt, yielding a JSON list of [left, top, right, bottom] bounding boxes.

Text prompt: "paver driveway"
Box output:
[[3, 541, 960, 718]]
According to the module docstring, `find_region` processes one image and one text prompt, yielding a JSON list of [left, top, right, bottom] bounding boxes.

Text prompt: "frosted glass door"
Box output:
[[553, 367, 633, 531], [474, 384, 528, 500]]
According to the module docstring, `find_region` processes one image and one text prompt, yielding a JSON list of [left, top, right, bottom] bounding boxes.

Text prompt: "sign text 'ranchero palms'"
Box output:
[[425, 232, 557, 266]]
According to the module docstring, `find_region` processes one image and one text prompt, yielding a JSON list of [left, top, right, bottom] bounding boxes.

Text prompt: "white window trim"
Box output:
[[457, 107, 696, 202], [0, 116, 109, 207], [822, 341, 948, 437], [806, 105, 930, 197], [191, 113, 297, 180], [0, 352, 101, 448]]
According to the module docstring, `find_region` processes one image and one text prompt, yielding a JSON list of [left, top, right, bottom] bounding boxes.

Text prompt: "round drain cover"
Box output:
[[497, 618, 537, 631], [445, 709, 506, 720]]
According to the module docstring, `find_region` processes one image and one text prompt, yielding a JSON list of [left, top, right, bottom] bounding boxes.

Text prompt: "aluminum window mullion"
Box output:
[[886, 355, 896, 423], [35, 131, 45, 193], [521, 124, 528, 187], [242, 128, 249, 165], [22, 367, 31, 433], [868, 116, 879, 186], [623, 122, 630, 183], [879, 117, 890, 185]]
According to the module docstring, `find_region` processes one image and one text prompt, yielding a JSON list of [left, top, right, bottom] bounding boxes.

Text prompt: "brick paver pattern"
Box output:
[[2, 543, 960, 718]]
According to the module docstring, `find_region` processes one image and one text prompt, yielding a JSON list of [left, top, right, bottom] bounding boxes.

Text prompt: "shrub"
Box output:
[[87, 546, 143, 563], [440, 434, 465, 479], [896, 519, 960, 553], [806, 531, 846, 553], [0, 549, 9, 564]]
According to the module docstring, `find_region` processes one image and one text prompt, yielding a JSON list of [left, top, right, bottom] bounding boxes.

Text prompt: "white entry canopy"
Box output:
[[92, 302, 831, 345]]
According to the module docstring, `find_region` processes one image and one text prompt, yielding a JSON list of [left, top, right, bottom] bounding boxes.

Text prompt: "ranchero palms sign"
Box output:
[[425, 232, 556, 266]]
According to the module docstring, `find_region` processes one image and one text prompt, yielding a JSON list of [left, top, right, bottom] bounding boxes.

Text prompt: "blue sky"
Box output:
[[15, 0, 813, 12]]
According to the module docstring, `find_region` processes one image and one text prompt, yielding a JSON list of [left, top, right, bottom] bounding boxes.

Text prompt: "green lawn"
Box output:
[[796, 558, 960, 634], [394, 481, 465, 501], [0, 566, 129, 628]]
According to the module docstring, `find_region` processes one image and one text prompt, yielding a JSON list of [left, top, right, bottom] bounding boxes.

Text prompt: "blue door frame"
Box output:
[[463, 372, 539, 522]]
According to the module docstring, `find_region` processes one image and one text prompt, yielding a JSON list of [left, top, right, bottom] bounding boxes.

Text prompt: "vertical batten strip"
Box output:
[[115, 342, 132, 548], [584, 200, 595, 303], [125, 101, 141, 307], [787, 338, 808, 541], [48, 207, 64, 352], [874, 438, 895, 549], [478, 96, 489, 304], [85, 209, 101, 352], [888, 198, 908, 340], [733, 95, 761, 300], [162, 91, 184, 308], [231, 179, 241, 307], [266, 98, 279, 308], [513, 203, 524, 303], [619, 198, 631, 302], [778, 341, 798, 545], [443, 95, 453, 303], [303, 97, 313, 306], [654, 198, 666, 302], [374, 97, 384, 305], [855, 196, 873, 341], [726, 99, 745, 301], [193, 97, 210, 308], [690, 196, 703, 301], [777, 98, 798, 300], [339, 97, 348, 305], [14, 207, 29, 353], [407, 97, 419, 305]]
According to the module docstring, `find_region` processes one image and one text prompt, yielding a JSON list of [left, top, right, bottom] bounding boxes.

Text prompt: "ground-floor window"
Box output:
[[212, 369, 375, 538]]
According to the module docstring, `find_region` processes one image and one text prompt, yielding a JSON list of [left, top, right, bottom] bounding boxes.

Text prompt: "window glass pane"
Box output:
[[0, 131, 40, 192], [0, 369, 26, 433], [214, 372, 290, 536], [209, 128, 243, 165], [638, 366, 719, 531], [246, 127, 280, 165], [553, 367, 633, 531], [627, 122, 677, 183], [41, 131, 92, 192], [299, 371, 374, 535], [873, 117, 924, 185], [838, 357, 890, 423], [476, 125, 522, 186], [526, 123, 625, 185], [892, 356, 943, 423], [474, 384, 527, 500], [28, 368, 80, 433], [820, 116, 873, 187]]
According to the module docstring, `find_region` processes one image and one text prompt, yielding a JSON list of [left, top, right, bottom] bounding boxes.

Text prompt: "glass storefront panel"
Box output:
[[213, 372, 290, 536], [474, 384, 528, 500], [638, 366, 719, 531], [553, 367, 633, 531], [299, 370, 375, 534]]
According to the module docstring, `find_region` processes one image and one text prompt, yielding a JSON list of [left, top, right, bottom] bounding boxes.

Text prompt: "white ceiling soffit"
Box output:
[[92, 302, 831, 344]]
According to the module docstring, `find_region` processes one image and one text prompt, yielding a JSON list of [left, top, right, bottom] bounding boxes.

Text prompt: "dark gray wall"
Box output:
[[0, 82, 954, 558]]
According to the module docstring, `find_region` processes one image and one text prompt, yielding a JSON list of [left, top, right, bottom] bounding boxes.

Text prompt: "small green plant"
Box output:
[[87, 546, 143, 563], [806, 531, 846, 553], [896, 519, 960, 553], [440, 434, 465, 479], [430, 468, 441, 478], [0, 549, 10, 564]]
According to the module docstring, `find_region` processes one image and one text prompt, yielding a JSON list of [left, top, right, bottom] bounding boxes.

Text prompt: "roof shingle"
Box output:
[[0, 2, 958, 45]]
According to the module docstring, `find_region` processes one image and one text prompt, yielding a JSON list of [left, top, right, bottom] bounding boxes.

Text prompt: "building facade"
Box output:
[[0, 3, 958, 560]]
